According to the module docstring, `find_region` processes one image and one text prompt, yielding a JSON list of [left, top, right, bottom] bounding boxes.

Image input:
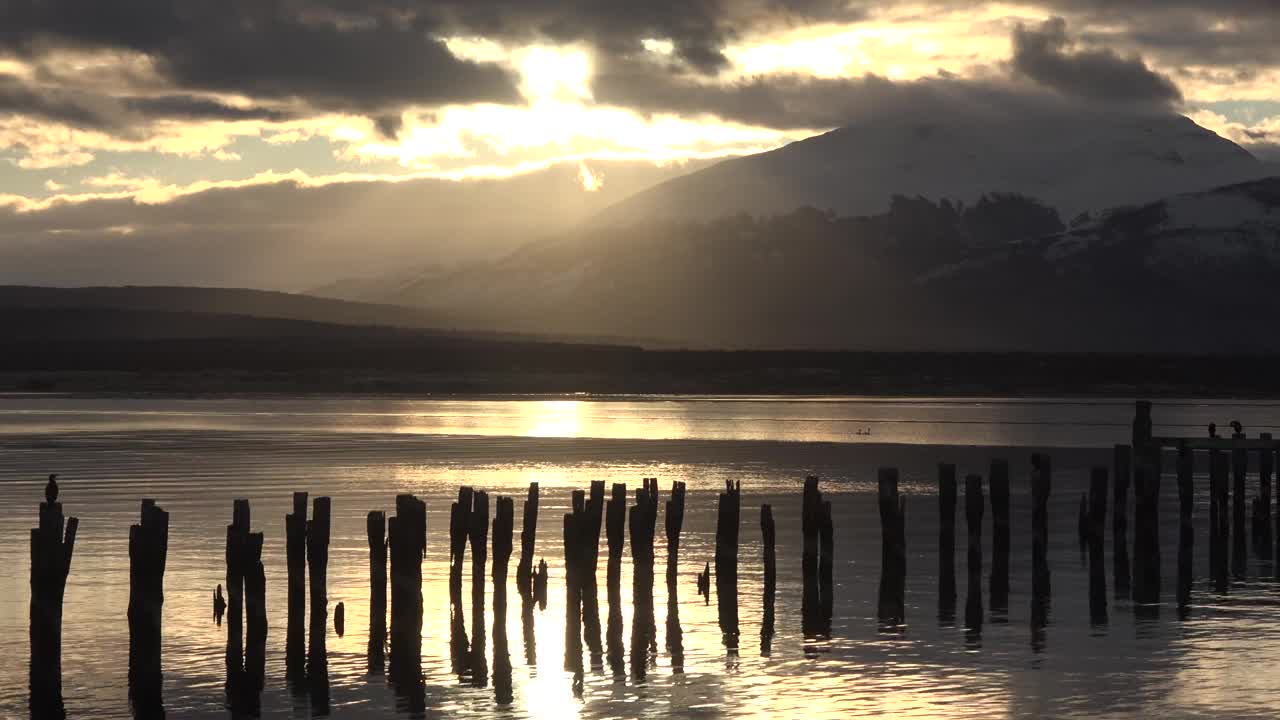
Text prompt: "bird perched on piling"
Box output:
[[1230, 420, 1244, 436], [45, 474, 58, 504]]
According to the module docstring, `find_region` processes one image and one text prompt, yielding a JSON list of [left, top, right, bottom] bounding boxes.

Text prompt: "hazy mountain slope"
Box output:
[[593, 111, 1265, 226], [390, 177, 1280, 352], [0, 158, 709, 292]]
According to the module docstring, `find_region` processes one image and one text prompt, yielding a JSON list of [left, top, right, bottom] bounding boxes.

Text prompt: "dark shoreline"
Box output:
[[3, 349, 1279, 399]]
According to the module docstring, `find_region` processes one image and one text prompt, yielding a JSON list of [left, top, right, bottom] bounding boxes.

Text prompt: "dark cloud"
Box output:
[[1011, 17, 1181, 106], [0, 0, 521, 114], [592, 18, 1185, 130], [0, 73, 295, 134]]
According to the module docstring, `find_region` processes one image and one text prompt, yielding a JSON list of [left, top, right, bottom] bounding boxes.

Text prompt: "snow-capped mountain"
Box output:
[[592, 110, 1267, 227]]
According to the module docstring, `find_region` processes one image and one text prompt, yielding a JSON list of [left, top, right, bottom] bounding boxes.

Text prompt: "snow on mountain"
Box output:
[[593, 110, 1267, 227]]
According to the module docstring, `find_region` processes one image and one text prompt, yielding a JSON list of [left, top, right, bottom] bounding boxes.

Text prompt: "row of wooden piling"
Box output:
[[31, 435, 1280, 712]]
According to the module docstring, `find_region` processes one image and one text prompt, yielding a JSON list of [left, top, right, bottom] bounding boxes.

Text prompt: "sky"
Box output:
[[1, 1, 1278, 288]]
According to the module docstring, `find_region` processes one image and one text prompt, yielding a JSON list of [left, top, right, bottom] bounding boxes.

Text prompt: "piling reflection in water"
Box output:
[[127, 500, 168, 720], [492, 496, 514, 706], [388, 494, 427, 718], [938, 464, 957, 626], [224, 500, 265, 719], [629, 479, 658, 679], [306, 496, 332, 716], [964, 474, 984, 641], [605, 482, 626, 680]]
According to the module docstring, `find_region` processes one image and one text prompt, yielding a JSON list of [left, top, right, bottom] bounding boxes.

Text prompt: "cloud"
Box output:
[[1010, 17, 1181, 107], [0, 1, 522, 115]]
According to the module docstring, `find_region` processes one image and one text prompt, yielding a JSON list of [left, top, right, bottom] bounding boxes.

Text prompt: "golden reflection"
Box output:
[[524, 400, 583, 438]]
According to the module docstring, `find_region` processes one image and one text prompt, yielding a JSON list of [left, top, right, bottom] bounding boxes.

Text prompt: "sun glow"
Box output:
[[576, 160, 604, 191]]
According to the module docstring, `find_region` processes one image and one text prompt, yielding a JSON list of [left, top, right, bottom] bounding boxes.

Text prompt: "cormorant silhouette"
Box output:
[[1230, 420, 1244, 436], [45, 474, 58, 504]]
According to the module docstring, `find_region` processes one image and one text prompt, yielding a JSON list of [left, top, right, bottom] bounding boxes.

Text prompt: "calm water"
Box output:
[[3, 395, 1280, 719]]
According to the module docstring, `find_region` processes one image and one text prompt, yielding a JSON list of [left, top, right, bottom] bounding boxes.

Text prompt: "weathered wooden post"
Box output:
[[1087, 468, 1108, 623], [761, 504, 776, 656], [1257, 434, 1273, 559], [715, 479, 742, 648], [877, 468, 905, 626], [938, 464, 957, 623], [224, 499, 265, 717], [1132, 401, 1153, 449], [1112, 445, 1131, 599], [1232, 437, 1248, 578], [387, 494, 426, 713], [493, 496, 514, 705], [666, 481, 687, 670], [964, 474, 984, 632], [1210, 450, 1229, 592], [30, 477, 78, 719], [582, 481, 605, 668], [469, 490, 490, 687], [516, 483, 539, 599], [801, 475, 824, 636], [1176, 443, 1194, 610], [449, 487, 473, 675], [128, 499, 169, 717], [1132, 450, 1161, 606], [1077, 494, 1089, 557], [517, 482, 539, 668], [306, 497, 331, 709], [285, 491, 308, 684], [605, 482, 626, 678], [1031, 454, 1051, 629], [563, 490, 585, 682], [367, 510, 387, 674], [629, 480, 658, 679], [819, 496, 834, 629], [990, 459, 1009, 615]]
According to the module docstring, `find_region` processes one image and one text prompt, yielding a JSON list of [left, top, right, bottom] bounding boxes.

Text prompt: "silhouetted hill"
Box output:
[[387, 177, 1280, 353]]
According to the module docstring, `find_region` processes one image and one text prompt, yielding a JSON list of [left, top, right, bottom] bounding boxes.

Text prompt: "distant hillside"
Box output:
[[592, 110, 1266, 226], [386, 177, 1280, 353]]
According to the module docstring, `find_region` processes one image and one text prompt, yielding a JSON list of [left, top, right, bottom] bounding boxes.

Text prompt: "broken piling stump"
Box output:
[[1176, 444, 1194, 610], [30, 477, 77, 719], [1113, 445, 1131, 599], [964, 474, 984, 633], [367, 510, 387, 674], [989, 459, 1010, 616], [1087, 468, 1108, 624], [877, 468, 905, 626], [938, 464, 957, 623], [715, 479, 741, 649], [761, 503, 776, 655], [128, 499, 169, 718], [605, 482, 626, 678]]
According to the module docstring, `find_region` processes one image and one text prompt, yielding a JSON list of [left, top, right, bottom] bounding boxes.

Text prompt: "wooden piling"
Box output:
[[1029, 453, 1049, 622], [761, 504, 776, 655], [715, 479, 742, 648], [1132, 450, 1161, 606], [665, 481, 686, 585], [964, 474, 984, 632], [801, 475, 826, 636], [1077, 494, 1089, 557], [367, 510, 387, 674], [224, 500, 265, 717], [1257, 434, 1273, 559], [387, 494, 426, 709], [306, 496, 331, 705], [1176, 443, 1194, 609], [493, 496, 514, 705], [128, 499, 169, 716], [516, 483, 539, 600], [582, 481, 605, 668], [1232, 438, 1248, 578], [877, 468, 905, 625], [629, 478, 658, 678], [989, 459, 1010, 615], [1087, 467, 1108, 623], [1210, 450, 1229, 592], [30, 477, 77, 719], [563, 490, 585, 681], [1112, 445, 1131, 598], [605, 482, 626, 678], [285, 491, 308, 681], [938, 464, 957, 623], [469, 490, 490, 687], [448, 487, 472, 674]]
